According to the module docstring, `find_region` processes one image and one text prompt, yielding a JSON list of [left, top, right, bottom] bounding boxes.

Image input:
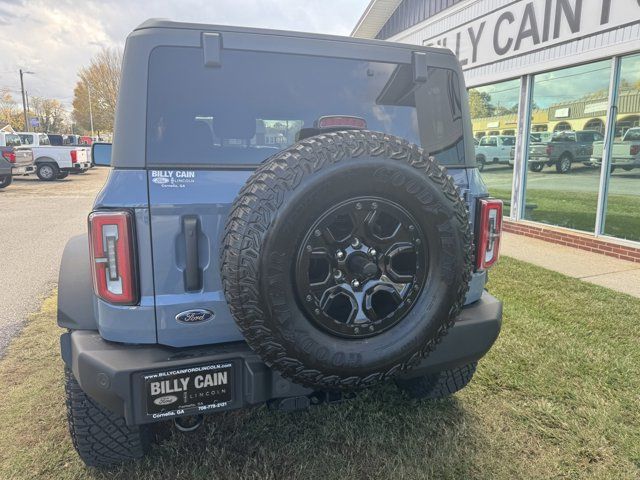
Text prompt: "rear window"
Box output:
[[625, 129, 640, 141], [18, 134, 33, 145], [146, 47, 467, 167], [5, 134, 21, 147]]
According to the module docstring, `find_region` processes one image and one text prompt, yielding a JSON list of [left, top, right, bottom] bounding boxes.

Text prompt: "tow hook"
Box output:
[[174, 414, 204, 433]]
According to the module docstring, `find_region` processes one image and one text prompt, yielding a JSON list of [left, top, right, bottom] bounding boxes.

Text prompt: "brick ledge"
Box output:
[[503, 219, 640, 264]]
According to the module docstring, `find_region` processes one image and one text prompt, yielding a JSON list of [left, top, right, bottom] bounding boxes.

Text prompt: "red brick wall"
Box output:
[[503, 220, 640, 264]]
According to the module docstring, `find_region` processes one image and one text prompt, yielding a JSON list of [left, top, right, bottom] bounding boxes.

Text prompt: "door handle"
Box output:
[[183, 216, 202, 291]]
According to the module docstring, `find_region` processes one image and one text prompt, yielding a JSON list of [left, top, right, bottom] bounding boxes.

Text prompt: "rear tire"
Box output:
[[529, 162, 544, 172], [65, 367, 151, 467], [0, 175, 12, 188], [36, 162, 59, 181], [395, 362, 477, 400], [556, 154, 572, 174]]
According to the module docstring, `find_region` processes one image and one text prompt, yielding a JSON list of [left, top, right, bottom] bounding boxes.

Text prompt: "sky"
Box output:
[[0, 0, 369, 108]]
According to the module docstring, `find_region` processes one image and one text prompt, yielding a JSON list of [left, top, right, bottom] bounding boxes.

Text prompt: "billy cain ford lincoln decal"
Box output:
[[144, 363, 233, 418]]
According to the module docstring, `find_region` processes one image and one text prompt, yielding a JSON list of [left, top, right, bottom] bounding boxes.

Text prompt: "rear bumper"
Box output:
[[63, 162, 91, 172], [11, 164, 35, 175], [61, 292, 502, 425]]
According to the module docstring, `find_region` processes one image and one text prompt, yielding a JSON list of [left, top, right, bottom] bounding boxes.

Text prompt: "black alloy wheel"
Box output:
[[295, 196, 427, 339]]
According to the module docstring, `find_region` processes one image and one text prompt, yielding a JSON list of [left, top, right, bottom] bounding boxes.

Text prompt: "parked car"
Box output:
[[528, 130, 604, 173], [17, 131, 91, 180], [0, 131, 35, 185], [0, 146, 12, 188], [58, 20, 504, 468], [590, 127, 640, 171], [475, 135, 515, 171]]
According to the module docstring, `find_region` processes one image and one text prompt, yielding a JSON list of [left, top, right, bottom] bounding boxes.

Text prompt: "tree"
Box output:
[[29, 96, 67, 133], [468, 90, 494, 118], [72, 48, 122, 134], [0, 89, 23, 128]]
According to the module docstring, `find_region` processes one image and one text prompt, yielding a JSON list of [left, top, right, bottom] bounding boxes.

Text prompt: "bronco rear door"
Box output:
[[144, 31, 471, 348]]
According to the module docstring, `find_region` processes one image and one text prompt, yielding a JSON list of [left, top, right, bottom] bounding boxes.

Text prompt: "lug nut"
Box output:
[[355, 202, 362, 210], [372, 202, 378, 210], [334, 270, 343, 280], [314, 229, 321, 237], [369, 248, 377, 256], [306, 295, 312, 302], [351, 279, 360, 288], [336, 250, 345, 260], [351, 238, 361, 248]]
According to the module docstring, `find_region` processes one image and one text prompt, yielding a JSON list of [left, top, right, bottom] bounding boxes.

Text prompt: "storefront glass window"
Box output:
[[524, 60, 611, 232], [469, 79, 520, 216], [604, 54, 640, 242]]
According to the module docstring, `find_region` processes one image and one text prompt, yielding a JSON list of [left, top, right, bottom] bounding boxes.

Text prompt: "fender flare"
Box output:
[[35, 156, 56, 164], [57, 234, 98, 330]]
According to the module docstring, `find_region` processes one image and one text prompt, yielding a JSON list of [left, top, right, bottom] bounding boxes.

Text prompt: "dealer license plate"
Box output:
[[144, 362, 233, 416]]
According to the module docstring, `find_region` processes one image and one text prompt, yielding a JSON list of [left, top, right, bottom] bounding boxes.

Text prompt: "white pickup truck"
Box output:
[[475, 135, 516, 171], [590, 127, 640, 172], [17, 132, 91, 180]]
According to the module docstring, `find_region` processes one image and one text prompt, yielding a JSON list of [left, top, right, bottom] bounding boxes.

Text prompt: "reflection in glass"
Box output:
[[603, 54, 640, 242], [524, 61, 611, 232], [469, 79, 520, 216]]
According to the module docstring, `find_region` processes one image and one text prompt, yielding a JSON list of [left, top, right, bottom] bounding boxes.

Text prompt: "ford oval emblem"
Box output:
[[176, 309, 215, 324], [154, 395, 178, 406]]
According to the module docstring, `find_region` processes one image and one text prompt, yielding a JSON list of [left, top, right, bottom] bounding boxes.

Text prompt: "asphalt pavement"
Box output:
[[0, 169, 109, 355]]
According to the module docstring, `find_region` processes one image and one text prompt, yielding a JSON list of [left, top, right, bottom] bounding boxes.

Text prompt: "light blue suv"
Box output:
[[57, 20, 503, 467]]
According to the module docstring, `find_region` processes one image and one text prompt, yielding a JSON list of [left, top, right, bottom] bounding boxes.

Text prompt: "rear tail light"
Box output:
[[2, 151, 16, 163], [631, 145, 640, 156], [316, 116, 367, 130], [545, 145, 554, 156], [476, 198, 503, 271], [88, 211, 138, 305], [70, 150, 78, 163]]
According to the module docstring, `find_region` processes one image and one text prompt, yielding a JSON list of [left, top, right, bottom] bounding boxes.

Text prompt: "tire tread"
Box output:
[[220, 130, 473, 390]]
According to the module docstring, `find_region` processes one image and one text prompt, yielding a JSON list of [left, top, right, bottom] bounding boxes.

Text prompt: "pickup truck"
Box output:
[[475, 135, 515, 171], [528, 130, 604, 173], [0, 131, 35, 187], [17, 132, 91, 180], [590, 127, 640, 172]]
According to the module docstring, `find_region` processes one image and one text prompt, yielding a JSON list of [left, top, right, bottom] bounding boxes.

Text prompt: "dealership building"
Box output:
[[353, 0, 640, 261]]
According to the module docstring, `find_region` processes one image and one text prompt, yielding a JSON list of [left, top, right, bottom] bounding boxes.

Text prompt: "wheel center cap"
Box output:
[[346, 251, 378, 281]]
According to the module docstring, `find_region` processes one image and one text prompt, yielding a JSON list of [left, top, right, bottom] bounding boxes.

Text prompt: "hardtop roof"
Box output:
[[133, 18, 449, 57]]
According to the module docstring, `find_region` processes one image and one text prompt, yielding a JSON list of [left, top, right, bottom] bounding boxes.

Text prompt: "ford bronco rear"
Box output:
[[58, 20, 503, 467]]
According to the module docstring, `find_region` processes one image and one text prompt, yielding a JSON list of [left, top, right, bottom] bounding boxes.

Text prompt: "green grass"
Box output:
[[1, 258, 639, 479], [491, 187, 640, 241]]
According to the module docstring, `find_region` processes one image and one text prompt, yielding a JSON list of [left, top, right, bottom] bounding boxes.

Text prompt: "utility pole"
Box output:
[[86, 83, 95, 139], [19, 69, 28, 131], [25, 91, 30, 129], [19, 69, 34, 131]]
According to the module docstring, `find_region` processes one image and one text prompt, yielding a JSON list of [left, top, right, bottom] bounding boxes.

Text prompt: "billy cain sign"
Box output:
[[423, 0, 640, 70]]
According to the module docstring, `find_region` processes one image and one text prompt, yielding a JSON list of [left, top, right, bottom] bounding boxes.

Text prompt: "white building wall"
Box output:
[[388, 0, 640, 87]]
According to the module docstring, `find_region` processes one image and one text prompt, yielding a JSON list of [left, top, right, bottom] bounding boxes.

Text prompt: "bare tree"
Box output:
[[30, 96, 67, 133], [72, 48, 122, 134]]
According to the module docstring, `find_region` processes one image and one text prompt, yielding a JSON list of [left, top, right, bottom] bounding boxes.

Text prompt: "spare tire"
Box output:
[[221, 130, 472, 390]]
